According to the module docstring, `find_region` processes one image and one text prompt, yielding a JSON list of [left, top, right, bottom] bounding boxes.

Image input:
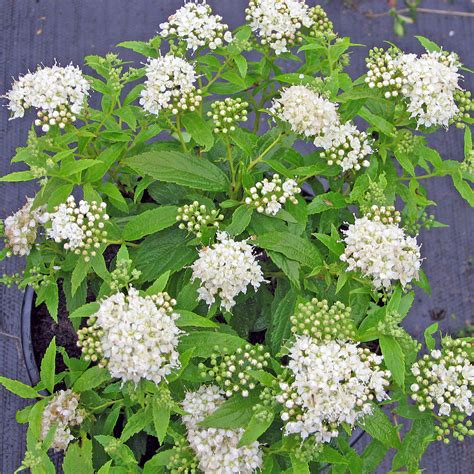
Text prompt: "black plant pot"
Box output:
[[20, 286, 40, 386]]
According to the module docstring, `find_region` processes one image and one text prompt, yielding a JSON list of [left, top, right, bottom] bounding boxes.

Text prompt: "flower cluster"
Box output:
[[277, 336, 390, 443], [365, 204, 401, 225], [160, 1, 232, 51], [109, 258, 141, 292], [191, 231, 265, 311], [41, 390, 85, 451], [245, 0, 313, 55], [5, 64, 90, 131], [199, 344, 271, 398], [308, 5, 333, 38], [182, 385, 263, 473], [290, 298, 356, 342], [139, 55, 202, 116], [365, 47, 403, 98], [88, 288, 181, 384], [46, 196, 109, 262], [270, 85, 339, 144], [3, 198, 48, 256], [76, 315, 107, 366], [319, 122, 373, 172], [244, 174, 301, 215], [176, 201, 224, 238], [208, 97, 249, 134], [340, 212, 421, 290]]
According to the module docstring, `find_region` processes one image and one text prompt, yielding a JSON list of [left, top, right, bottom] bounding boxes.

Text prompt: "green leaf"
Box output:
[[84, 143, 126, 183], [145, 271, 171, 295], [318, 446, 348, 465], [71, 259, 91, 296], [452, 170, 474, 206], [423, 322, 438, 350], [73, 366, 110, 392], [43, 281, 59, 322], [121, 408, 149, 442], [0, 170, 35, 182], [178, 331, 246, 357], [182, 113, 214, 151], [256, 232, 321, 268], [307, 192, 346, 215], [100, 182, 129, 213], [124, 151, 229, 192], [314, 233, 344, 256], [143, 450, 173, 473], [152, 400, 170, 444], [238, 412, 274, 447], [379, 335, 405, 389], [117, 40, 158, 57], [357, 405, 401, 449], [62, 439, 94, 474], [268, 285, 297, 354], [0, 376, 39, 399], [225, 205, 253, 236], [123, 205, 178, 241], [59, 159, 100, 178], [234, 55, 248, 77], [359, 107, 395, 136], [40, 337, 56, 394], [176, 310, 219, 328], [415, 35, 441, 52], [69, 302, 100, 319]]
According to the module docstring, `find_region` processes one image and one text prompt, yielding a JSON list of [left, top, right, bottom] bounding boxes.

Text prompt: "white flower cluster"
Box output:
[[191, 231, 265, 311], [366, 48, 462, 128], [139, 55, 202, 116], [245, 0, 313, 55], [340, 214, 421, 290], [320, 122, 373, 172], [3, 198, 48, 256], [47, 196, 109, 262], [277, 336, 390, 443], [244, 174, 301, 215], [5, 64, 90, 131], [160, 1, 232, 51], [182, 385, 263, 473], [177, 201, 224, 238], [410, 341, 473, 418], [41, 390, 85, 452], [92, 288, 181, 385]]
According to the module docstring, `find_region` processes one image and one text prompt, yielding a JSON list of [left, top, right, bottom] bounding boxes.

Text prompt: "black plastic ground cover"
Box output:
[[1, 1, 473, 472]]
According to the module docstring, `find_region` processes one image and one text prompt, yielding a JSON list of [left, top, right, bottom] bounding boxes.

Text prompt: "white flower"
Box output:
[[277, 337, 390, 443], [139, 54, 201, 116], [191, 232, 265, 311], [183, 385, 263, 473], [270, 85, 340, 143], [46, 196, 109, 261], [245, 0, 313, 55], [41, 390, 84, 451], [3, 198, 48, 256], [4, 64, 89, 131], [340, 215, 421, 289], [93, 287, 181, 385], [160, 1, 232, 52]]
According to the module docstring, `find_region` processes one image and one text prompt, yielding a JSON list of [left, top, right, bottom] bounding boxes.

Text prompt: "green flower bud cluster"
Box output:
[[291, 436, 323, 464], [155, 384, 174, 410], [365, 204, 401, 225], [77, 316, 107, 367], [378, 310, 421, 358], [176, 201, 224, 238], [395, 129, 420, 155], [199, 344, 271, 398], [170, 88, 203, 115], [365, 47, 403, 98], [0, 272, 23, 289], [208, 97, 248, 134], [290, 298, 356, 342], [308, 6, 334, 39], [109, 259, 141, 292], [169, 438, 199, 474], [20, 445, 43, 470], [434, 414, 474, 444], [252, 385, 278, 423], [453, 90, 473, 128], [461, 149, 474, 174], [405, 210, 436, 236], [360, 179, 388, 214]]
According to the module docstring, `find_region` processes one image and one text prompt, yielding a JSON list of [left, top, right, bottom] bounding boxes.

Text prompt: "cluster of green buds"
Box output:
[[199, 344, 271, 398], [109, 258, 141, 292], [461, 148, 474, 174], [252, 385, 279, 423], [378, 310, 421, 358], [308, 6, 334, 38], [208, 98, 248, 134], [169, 438, 199, 474], [434, 414, 474, 444], [171, 88, 203, 115], [452, 90, 473, 127], [365, 204, 401, 225], [290, 298, 356, 342], [404, 209, 436, 236], [76, 316, 106, 367], [365, 47, 403, 98], [176, 201, 224, 238], [291, 437, 323, 464], [395, 129, 420, 155], [410, 338, 473, 442]]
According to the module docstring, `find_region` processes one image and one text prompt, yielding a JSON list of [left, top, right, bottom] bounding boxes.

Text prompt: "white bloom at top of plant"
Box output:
[[270, 85, 340, 143], [245, 0, 313, 55], [3, 198, 48, 256], [41, 389, 85, 452], [191, 231, 265, 311], [182, 385, 263, 473], [245, 173, 301, 215], [395, 51, 461, 128], [93, 287, 181, 385], [4, 64, 90, 131], [320, 122, 373, 172], [139, 54, 202, 116], [46, 195, 109, 262], [160, 1, 232, 51], [277, 336, 390, 443], [340, 214, 421, 290]]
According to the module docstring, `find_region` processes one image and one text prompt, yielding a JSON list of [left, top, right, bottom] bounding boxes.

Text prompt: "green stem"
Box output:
[[107, 240, 140, 248], [225, 138, 238, 199], [247, 132, 283, 171], [175, 115, 188, 152], [204, 58, 231, 90], [399, 173, 437, 181], [91, 399, 122, 412]]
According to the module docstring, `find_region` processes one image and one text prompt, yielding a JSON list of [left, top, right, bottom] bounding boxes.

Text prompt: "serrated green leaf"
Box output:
[[121, 408, 149, 442], [62, 438, 94, 474], [0, 376, 39, 399], [40, 337, 56, 394], [358, 405, 401, 449], [182, 113, 214, 150], [380, 335, 405, 389], [226, 205, 253, 236], [423, 323, 438, 350], [307, 192, 346, 215], [123, 205, 178, 241], [73, 366, 109, 392], [176, 310, 218, 328], [178, 331, 246, 357], [152, 400, 170, 444]]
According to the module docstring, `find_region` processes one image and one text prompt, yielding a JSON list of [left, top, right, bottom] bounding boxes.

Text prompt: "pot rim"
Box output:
[[20, 286, 40, 386]]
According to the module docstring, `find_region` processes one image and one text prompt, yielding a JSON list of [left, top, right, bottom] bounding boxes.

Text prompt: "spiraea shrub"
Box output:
[[0, 1, 473, 473]]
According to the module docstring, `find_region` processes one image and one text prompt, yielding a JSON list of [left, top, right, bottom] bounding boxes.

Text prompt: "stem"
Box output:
[[399, 173, 437, 181], [247, 132, 283, 171], [107, 240, 139, 248], [225, 138, 237, 199], [91, 399, 122, 412], [175, 115, 188, 152], [366, 7, 474, 18], [204, 58, 231, 90]]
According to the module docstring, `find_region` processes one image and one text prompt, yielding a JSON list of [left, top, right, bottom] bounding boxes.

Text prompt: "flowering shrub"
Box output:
[[0, 1, 473, 472]]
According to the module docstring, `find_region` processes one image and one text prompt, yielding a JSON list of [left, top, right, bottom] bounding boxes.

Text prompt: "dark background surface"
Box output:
[[1, 0, 473, 472]]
